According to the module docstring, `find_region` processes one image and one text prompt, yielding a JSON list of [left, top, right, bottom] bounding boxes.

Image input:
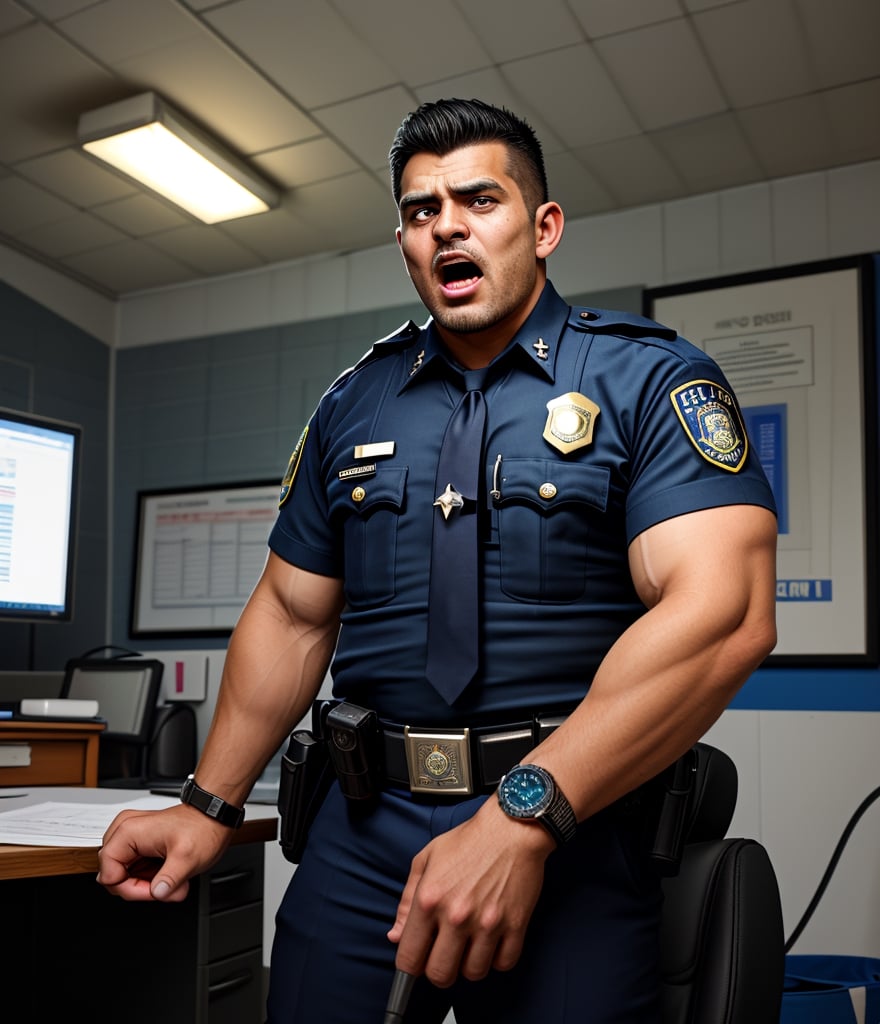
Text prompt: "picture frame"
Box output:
[[130, 480, 279, 638], [645, 255, 877, 665]]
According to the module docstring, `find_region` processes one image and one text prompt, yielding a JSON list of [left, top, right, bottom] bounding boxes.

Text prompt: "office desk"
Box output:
[[0, 788, 278, 1024], [0, 718, 105, 786]]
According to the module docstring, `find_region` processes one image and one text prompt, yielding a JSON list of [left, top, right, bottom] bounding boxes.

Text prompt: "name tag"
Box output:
[[353, 441, 395, 459]]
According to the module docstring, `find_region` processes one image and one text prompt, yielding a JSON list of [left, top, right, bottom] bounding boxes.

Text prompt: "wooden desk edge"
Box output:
[[0, 814, 278, 880]]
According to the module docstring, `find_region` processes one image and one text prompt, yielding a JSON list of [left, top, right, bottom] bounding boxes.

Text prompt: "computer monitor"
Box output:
[[0, 407, 81, 622], [60, 657, 164, 783], [60, 658, 163, 745]]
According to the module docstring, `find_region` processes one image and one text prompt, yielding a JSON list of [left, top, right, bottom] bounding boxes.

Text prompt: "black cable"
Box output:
[[784, 783, 880, 952], [78, 644, 142, 660]]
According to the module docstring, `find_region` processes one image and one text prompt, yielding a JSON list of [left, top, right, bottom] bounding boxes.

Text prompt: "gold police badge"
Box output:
[[543, 392, 600, 454]]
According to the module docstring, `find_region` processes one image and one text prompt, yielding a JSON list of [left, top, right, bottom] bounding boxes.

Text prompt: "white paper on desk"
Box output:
[[0, 796, 175, 846]]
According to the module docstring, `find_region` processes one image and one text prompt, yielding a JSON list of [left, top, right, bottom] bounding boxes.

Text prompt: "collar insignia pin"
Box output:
[[533, 338, 549, 360]]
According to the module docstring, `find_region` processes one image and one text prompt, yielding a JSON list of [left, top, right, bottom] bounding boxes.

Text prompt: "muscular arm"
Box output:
[[390, 503, 777, 985], [97, 553, 345, 901]]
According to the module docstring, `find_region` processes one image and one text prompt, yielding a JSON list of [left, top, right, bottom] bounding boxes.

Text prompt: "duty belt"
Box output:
[[381, 712, 568, 796]]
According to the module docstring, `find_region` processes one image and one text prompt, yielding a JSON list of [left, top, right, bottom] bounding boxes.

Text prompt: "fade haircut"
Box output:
[[388, 98, 549, 216]]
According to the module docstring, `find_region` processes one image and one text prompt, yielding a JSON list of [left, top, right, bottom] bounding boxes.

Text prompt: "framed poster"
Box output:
[[131, 480, 279, 638], [645, 255, 877, 665]]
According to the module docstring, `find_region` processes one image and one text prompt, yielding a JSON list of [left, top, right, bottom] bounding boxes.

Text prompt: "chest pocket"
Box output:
[[494, 458, 610, 601], [328, 466, 407, 606]]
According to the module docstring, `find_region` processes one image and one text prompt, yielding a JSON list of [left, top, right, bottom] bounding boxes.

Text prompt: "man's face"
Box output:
[[395, 142, 546, 349]]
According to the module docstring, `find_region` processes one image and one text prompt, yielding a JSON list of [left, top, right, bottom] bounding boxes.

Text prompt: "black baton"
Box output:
[[383, 969, 416, 1023]]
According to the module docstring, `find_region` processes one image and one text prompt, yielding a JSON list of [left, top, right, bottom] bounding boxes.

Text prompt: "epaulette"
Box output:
[[325, 320, 422, 394], [567, 306, 677, 342]]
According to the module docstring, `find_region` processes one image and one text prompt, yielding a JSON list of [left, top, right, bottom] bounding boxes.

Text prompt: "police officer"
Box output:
[[98, 99, 778, 1023]]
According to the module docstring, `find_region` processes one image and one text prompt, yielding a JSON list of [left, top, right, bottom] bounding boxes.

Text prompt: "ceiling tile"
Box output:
[[0, 176, 76, 234], [56, 0, 200, 62], [115, 36, 319, 154], [254, 137, 360, 189], [62, 238, 197, 293], [503, 44, 641, 147], [651, 112, 764, 194], [566, 0, 682, 37], [596, 19, 728, 131], [314, 87, 418, 170], [289, 170, 396, 251], [14, 150, 137, 207], [148, 224, 266, 275], [795, 0, 880, 89], [575, 135, 687, 208], [91, 193, 191, 236], [453, 0, 581, 62], [331, 0, 491, 85], [16, 212, 128, 258], [822, 80, 880, 166], [736, 94, 837, 178], [204, 0, 396, 109], [0, 2, 32, 32], [694, 0, 811, 107], [221, 206, 333, 263], [544, 150, 616, 219], [0, 23, 114, 162]]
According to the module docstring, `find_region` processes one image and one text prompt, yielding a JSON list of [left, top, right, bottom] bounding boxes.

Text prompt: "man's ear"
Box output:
[[535, 202, 564, 260]]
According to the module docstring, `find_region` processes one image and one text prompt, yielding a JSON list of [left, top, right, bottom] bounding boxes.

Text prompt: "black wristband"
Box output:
[[180, 775, 245, 829]]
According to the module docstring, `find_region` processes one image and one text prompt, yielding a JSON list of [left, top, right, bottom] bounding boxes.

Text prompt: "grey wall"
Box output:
[[0, 281, 110, 670]]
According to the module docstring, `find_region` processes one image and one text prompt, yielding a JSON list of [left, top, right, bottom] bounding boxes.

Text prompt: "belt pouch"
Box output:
[[278, 728, 334, 865], [325, 702, 382, 801], [650, 747, 697, 875]]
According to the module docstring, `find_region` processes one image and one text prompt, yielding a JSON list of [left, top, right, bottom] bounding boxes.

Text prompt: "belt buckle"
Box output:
[[403, 726, 473, 795]]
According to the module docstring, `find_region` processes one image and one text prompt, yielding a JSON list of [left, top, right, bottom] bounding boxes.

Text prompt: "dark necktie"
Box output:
[[425, 369, 488, 704]]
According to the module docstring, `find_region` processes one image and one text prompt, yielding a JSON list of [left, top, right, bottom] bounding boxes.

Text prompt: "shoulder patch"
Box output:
[[670, 380, 748, 472], [279, 425, 308, 506]]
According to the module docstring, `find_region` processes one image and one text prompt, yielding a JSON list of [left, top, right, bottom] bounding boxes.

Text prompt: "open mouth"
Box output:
[[440, 260, 482, 290]]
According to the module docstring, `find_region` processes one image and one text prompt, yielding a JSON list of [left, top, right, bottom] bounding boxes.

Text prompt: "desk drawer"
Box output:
[[197, 948, 263, 1024], [202, 843, 263, 913], [203, 900, 263, 963], [0, 738, 91, 785]]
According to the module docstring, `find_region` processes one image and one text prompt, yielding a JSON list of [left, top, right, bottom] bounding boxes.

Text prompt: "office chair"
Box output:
[[659, 743, 785, 1024]]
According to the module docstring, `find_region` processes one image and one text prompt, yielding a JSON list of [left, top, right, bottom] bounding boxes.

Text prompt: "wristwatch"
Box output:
[[180, 774, 245, 829], [497, 764, 577, 846]]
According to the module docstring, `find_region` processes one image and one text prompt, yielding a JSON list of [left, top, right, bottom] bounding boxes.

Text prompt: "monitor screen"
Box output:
[[61, 658, 163, 744], [0, 407, 81, 621]]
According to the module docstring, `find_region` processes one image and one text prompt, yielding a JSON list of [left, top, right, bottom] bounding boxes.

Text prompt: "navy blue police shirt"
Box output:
[[269, 282, 777, 725]]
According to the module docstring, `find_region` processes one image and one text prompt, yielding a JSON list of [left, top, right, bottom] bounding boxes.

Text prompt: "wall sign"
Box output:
[[646, 256, 877, 665]]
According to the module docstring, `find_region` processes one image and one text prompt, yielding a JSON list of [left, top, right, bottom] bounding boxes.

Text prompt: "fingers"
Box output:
[[97, 806, 215, 903]]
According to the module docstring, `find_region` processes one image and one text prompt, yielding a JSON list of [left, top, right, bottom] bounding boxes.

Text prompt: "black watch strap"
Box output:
[[538, 783, 578, 846], [180, 775, 245, 829]]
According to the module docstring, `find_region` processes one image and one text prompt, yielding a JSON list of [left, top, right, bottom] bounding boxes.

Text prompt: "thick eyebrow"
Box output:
[[398, 176, 508, 213]]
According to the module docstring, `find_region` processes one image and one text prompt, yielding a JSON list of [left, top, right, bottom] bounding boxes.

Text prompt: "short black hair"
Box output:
[[388, 98, 549, 214]]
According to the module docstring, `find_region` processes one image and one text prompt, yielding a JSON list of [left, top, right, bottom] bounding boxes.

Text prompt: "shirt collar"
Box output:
[[400, 281, 569, 392]]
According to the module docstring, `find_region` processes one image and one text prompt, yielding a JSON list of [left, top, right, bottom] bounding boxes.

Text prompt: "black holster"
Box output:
[[649, 746, 698, 875], [277, 701, 336, 864]]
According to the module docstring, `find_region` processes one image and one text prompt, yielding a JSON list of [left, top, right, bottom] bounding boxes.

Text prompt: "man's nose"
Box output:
[[433, 203, 468, 241]]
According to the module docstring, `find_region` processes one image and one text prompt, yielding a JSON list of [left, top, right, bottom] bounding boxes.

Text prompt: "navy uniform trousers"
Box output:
[[266, 782, 664, 1024]]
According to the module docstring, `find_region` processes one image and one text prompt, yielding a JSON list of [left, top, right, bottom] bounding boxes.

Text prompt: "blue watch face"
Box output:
[[499, 766, 553, 818]]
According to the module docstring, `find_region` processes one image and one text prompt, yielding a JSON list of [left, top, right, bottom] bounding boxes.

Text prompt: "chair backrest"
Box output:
[[659, 743, 786, 1024]]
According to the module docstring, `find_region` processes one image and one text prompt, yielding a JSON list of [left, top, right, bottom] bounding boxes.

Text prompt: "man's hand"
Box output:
[[97, 804, 232, 902], [387, 801, 554, 988]]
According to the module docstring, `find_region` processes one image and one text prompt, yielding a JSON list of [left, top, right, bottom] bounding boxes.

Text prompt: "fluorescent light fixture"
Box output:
[[78, 92, 280, 224]]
